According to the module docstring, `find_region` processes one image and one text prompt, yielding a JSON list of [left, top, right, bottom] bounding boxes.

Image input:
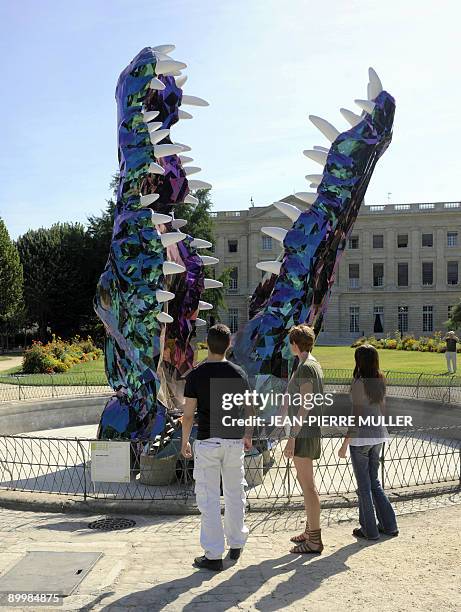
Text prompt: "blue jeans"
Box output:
[[349, 444, 398, 539]]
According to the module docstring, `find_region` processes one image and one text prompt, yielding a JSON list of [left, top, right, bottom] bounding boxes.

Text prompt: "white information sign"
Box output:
[[90, 441, 131, 483]]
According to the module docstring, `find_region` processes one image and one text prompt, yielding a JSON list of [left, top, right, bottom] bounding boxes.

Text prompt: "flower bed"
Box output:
[[22, 335, 103, 374], [351, 331, 460, 353]]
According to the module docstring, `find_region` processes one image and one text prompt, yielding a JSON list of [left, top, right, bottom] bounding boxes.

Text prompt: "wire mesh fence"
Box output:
[[0, 428, 459, 505], [1, 369, 460, 404]]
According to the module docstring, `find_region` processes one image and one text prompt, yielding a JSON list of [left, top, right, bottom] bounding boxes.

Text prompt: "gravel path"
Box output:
[[0, 493, 459, 611]]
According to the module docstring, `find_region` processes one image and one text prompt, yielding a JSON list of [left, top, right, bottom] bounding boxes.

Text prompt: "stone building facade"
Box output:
[[210, 198, 461, 343]]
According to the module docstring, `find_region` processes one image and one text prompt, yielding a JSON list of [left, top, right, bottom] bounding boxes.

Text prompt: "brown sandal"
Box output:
[[290, 529, 323, 554], [290, 520, 309, 543]]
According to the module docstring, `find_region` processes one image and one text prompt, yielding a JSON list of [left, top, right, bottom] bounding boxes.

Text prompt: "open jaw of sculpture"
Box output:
[[94, 45, 221, 442], [95, 50, 395, 449], [232, 68, 395, 389]]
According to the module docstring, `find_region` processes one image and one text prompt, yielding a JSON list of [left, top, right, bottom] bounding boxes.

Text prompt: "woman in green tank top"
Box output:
[[284, 324, 324, 554]]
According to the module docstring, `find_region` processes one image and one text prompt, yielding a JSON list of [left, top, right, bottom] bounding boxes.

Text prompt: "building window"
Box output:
[[373, 306, 384, 333], [262, 235, 272, 251], [447, 261, 458, 285], [228, 239, 238, 253], [448, 305, 453, 319], [228, 308, 239, 333], [397, 234, 408, 248], [229, 267, 238, 292], [423, 305, 433, 332], [349, 306, 360, 333], [398, 306, 408, 333], [373, 263, 384, 287], [397, 262, 409, 287], [373, 234, 384, 249], [349, 263, 360, 288], [348, 236, 359, 249], [422, 233, 433, 247], [422, 262, 433, 285], [447, 231, 458, 247]]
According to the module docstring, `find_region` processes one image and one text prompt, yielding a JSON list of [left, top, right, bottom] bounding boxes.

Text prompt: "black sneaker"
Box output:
[[194, 555, 223, 571], [229, 548, 242, 560]]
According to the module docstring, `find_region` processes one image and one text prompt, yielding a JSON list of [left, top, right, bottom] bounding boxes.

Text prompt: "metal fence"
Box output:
[[0, 428, 459, 505], [1, 369, 460, 404]]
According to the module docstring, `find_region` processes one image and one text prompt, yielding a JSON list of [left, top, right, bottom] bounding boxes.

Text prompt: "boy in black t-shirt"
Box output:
[[181, 324, 253, 571]]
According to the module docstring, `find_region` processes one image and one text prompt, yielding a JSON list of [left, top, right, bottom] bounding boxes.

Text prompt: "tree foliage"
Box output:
[[0, 219, 23, 347], [447, 300, 461, 330]]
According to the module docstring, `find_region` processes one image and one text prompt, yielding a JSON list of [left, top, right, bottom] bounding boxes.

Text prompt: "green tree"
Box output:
[[16, 223, 92, 339], [0, 219, 23, 349], [447, 300, 461, 330]]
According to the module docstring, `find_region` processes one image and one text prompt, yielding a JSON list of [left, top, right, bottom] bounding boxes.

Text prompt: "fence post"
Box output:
[[15, 376, 22, 400], [381, 442, 385, 489], [77, 439, 87, 501], [84, 372, 89, 396], [416, 373, 423, 399], [49, 373, 55, 398]]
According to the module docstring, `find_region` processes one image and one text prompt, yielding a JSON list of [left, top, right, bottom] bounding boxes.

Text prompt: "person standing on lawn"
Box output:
[[181, 323, 253, 572], [443, 331, 460, 374], [338, 344, 398, 540]]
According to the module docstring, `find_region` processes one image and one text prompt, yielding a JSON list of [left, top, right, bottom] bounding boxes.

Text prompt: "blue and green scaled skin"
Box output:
[[233, 90, 395, 380], [94, 48, 204, 441]]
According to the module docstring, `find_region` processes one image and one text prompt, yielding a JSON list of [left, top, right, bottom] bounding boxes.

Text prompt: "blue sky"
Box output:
[[1, 0, 460, 238]]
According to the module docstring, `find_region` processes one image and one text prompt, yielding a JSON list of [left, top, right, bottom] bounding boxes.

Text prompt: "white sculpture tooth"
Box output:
[[175, 75, 188, 88], [303, 149, 328, 165], [309, 115, 340, 143], [204, 278, 223, 289], [152, 44, 176, 54], [179, 155, 194, 164], [151, 212, 172, 224], [305, 174, 322, 186], [198, 300, 213, 310], [157, 312, 174, 324], [156, 290, 175, 303], [149, 128, 170, 145], [313, 145, 329, 152], [368, 67, 383, 100], [178, 109, 193, 120], [184, 166, 201, 176], [155, 59, 187, 75], [340, 108, 363, 127], [154, 144, 183, 158], [163, 261, 186, 275], [161, 231, 187, 247], [142, 110, 159, 123], [184, 194, 198, 205], [190, 238, 212, 249], [354, 99, 375, 114], [273, 201, 302, 222], [149, 77, 166, 91], [195, 318, 207, 327], [261, 227, 288, 243], [181, 95, 209, 107], [171, 218, 187, 229], [176, 142, 192, 152], [147, 122, 162, 133], [200, 255, 219, 266], [148, 161, 165, 175], [187, 179, 211, 190], [256, 261, 282, 275], [140, 193, 159, 207], [295, 192, 317, 205]]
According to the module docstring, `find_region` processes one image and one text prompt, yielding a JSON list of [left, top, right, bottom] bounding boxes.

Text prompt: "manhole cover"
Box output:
[[88, 517, 136, 531]]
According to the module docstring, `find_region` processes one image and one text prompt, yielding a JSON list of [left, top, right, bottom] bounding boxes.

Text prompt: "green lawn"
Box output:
[[312, 346, 453, 375], [0, 347, 458, 387]]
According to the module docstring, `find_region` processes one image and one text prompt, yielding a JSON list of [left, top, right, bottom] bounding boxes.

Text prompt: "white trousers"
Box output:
[[446, 351, 457, 373], [193, 438, 249, 560]]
